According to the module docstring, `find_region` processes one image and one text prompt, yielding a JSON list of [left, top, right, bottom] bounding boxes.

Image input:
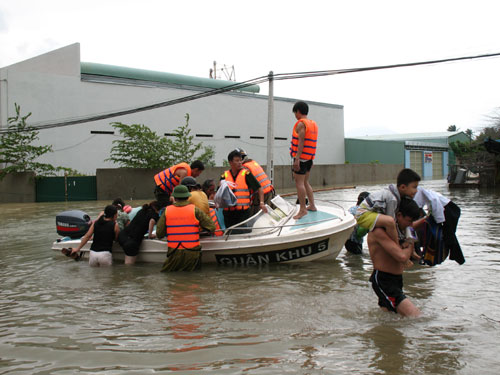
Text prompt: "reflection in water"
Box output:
[[363, 325, 406, 374], [165, 283, 205, 347], [0, 180, 499, 373]]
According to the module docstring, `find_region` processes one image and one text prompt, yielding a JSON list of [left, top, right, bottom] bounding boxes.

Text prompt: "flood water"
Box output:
[[1, 179, 499, 374]]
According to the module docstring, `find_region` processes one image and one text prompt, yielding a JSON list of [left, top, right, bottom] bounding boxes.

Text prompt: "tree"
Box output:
[[107, 114, 216, 168], [106, 122, 172, 168], [197, 145, 216, 167], [0, 103, 74, 179], [447, 125, 458, 132], [167, 114, 203, 164]]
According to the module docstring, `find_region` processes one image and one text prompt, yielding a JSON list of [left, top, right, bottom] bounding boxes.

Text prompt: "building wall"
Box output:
[[0, 164, 404, 203], [96, 163, 404, 200], [0, 172, 36, 203], [0, 43, 345, 175], [346, 138, 450, 179], [344, 139, 405, 164]]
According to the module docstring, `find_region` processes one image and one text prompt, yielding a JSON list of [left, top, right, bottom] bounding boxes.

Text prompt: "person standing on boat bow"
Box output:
[[290, 101, 318, 220], [236, 148, 275, 216], [220, 150, 268, 229], [157, 185, 215, 271], [153, 160, 205, 208]]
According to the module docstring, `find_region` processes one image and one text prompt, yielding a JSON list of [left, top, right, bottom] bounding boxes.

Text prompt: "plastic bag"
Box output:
[[214, 180, 237, 208]]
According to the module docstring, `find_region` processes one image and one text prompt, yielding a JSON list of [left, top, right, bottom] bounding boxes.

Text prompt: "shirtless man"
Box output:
[[368, 197, 421, 317]]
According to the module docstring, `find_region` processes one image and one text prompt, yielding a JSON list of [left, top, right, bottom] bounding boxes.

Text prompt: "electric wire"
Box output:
[[2, 51, 500, 135]]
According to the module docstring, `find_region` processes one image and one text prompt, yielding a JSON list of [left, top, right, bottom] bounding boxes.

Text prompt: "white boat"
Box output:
[[52, 196, 356, 265]]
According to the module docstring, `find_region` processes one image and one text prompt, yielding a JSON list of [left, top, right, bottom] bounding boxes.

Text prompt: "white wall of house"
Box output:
[[0, 43, 345, 174]]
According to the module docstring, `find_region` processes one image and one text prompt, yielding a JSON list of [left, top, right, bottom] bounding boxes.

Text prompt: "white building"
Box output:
[[0, 43, 345, 174]]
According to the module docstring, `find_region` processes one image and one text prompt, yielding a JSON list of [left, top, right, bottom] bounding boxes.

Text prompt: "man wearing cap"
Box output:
[[220, 150, 268, 230], [236, 148, 275, 216], [153, 160, 205, 208], [156, 185, 215, 271], [181, 176, 210, 215]]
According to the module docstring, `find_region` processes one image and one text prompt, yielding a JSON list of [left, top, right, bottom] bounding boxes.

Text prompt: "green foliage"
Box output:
[[449, 140, 483, 159], [447, 125, 458, 132], [197, 145, 216, 167], [0, 103, 73, 179], [106, 122, 172, 168], [106, 113, 216, 168], [166, 114, 203, 164]]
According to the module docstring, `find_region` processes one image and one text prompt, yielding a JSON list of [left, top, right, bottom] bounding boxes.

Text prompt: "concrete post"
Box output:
[[266, 71, 274, 183]]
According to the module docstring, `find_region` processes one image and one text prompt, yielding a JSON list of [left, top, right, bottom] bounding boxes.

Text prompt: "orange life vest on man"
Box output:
[[165, 204, 200, 249], [223, 169, 251, 211], [209, 208, 223, 236], [154, 163, 191, 195], [289, 118, 318, 160], [243, 160, 273, 195]]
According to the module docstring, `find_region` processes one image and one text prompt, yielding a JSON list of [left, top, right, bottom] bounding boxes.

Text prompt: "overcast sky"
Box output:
[[1, 0, 500, 136]]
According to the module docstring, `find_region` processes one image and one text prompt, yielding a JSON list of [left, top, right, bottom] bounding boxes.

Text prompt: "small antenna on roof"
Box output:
[[209, 60, 236, 81]]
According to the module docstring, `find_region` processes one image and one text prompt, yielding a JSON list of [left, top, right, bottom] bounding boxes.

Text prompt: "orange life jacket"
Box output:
[[165, 204, 200, 249], [243, 160, 273, 194], [154, 163, 191, 195], [223, 170, 251, 211], [209, 208, 223, 236], [289, 118, 318, 160]]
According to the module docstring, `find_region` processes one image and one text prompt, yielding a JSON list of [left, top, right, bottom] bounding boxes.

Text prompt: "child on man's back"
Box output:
[[355, 168, 421, 245]]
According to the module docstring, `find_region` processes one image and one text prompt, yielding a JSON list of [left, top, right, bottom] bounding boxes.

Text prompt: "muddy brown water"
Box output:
[[0, 179, 499, 374]]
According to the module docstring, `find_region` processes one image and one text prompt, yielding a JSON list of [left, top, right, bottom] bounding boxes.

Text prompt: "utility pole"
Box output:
[[266, 71, 274, 184]]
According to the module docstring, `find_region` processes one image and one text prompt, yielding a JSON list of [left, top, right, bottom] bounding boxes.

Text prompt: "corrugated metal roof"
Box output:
[[80, 62, 260, 93], [346, 131, 464, 141]]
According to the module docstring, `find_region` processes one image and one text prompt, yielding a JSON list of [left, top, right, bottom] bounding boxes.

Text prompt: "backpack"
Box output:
[[419, 215, 448, 266]]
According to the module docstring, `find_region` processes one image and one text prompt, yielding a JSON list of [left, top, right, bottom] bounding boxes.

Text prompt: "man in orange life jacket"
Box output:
[[220, 150, 268, 230], [235, 148, 275, 216], [156, 185, 215, 272], [290, 101, 318, 220], [153, 160, 205, 208]]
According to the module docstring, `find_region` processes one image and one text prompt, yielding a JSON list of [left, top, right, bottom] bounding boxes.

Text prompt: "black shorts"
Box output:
[[293, 159, 313, 175], [369, 269, 406, 313], [118, 231, 141, 257]]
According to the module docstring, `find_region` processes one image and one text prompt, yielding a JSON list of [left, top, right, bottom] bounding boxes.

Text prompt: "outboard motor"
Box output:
[[56, 210, 92, 239]]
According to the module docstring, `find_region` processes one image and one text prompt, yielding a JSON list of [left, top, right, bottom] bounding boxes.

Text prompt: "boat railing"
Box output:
[[219, 202, 351, 241], [313, 199, 348, 216]]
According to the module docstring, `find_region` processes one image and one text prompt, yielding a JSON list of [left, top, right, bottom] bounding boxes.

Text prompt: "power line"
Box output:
[[2, 51, 500, 135]]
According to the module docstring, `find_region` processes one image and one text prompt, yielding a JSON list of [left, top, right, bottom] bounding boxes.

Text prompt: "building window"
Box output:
[[91, 131, 114, 135], [250, 136, 264, 139], [274, 137, 287, 140], [225, 135, 241, 139], [196, 134, 213, 138]]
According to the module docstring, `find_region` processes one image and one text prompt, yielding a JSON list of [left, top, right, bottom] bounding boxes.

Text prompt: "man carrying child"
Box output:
[[368, 197, 422, 317], [355, 168, 421, 249]]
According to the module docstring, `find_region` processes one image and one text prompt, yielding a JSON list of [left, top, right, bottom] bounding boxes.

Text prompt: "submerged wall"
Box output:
[[0, 172, 36, 203], [0, 164, 404, 203], [95, 164, 403, 200]]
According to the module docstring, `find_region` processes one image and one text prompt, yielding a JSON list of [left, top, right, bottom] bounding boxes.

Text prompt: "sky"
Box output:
[[1, 0, 500, 137]]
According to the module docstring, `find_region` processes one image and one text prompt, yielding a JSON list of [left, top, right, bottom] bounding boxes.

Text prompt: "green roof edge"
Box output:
[[80, 62, 260, 93]]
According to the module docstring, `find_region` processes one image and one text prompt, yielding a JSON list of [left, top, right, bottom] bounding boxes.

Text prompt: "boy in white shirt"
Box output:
[[413, 187, 465, 264]]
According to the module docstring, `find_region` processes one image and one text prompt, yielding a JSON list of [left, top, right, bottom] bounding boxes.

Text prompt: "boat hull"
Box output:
[[52, 204, 356, 265]]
